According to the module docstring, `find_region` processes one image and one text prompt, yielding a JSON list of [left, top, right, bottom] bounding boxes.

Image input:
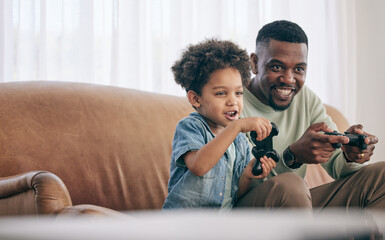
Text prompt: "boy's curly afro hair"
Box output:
[[172, 39, 251, 95]]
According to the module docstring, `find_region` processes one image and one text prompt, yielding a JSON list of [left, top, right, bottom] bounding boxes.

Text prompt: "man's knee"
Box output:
[[356, 162, 385, 183], [361, 161, 385, 175], [343, 162, 385, 208], [270, 172, 307, 188], [269, 173, 311, 207], [236, 173, 311, 208]]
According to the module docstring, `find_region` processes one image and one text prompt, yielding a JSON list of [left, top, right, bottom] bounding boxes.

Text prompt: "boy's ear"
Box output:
[[250, 53, 258, 74], [187, 90, 201, 108]]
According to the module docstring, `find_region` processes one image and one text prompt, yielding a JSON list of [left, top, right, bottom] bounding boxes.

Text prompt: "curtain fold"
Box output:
[[0, 0, 356, 121]]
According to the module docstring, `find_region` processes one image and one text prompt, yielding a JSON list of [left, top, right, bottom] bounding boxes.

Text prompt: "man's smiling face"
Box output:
[[250, 39, 308, 111]]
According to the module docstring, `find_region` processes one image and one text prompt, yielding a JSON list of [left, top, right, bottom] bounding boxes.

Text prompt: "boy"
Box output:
[[162, 39, 276, 209]]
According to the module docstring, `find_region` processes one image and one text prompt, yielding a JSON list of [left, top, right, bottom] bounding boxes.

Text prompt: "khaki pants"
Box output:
[[235, 162, 385, 209]]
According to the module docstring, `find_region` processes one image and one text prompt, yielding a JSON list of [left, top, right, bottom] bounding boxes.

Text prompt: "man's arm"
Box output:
[[288, 122, 349, 165]]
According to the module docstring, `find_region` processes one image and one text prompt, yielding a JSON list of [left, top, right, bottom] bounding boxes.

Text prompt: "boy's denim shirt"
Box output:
[[162, 112, 251, 209]]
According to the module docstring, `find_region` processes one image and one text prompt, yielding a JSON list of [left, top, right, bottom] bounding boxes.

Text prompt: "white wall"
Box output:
[[354, 0, 385, 162]]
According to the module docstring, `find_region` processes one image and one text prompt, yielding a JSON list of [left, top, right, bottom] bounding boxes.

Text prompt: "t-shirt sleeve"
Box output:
[[172, 117, 208, 168]]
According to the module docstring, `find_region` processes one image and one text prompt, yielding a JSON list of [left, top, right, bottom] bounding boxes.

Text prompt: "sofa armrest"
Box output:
[[0, 171, 72, 215], [57, 204, 131, 218]]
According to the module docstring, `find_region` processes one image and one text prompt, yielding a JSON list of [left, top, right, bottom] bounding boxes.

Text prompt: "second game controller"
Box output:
[[250, 122, 280, 176], [324, 131, 368, 150]]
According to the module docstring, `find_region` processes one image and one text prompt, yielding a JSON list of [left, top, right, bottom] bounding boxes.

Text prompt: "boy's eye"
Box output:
[[236, 91, 243, 96], [216, 92, 226, 96]]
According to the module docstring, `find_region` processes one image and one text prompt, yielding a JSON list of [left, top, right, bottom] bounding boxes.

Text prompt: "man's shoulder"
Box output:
[[292, 85, 323, 109], [297, 85, 317, 99]]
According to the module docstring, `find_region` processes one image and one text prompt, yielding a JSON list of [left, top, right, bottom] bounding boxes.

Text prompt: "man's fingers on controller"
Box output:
[[325, 134, 349, 144], [310, 122, 331, 132], [339, 136, 349, 144], [347, 124, 363, 134], [319, 133, 344, 144], [367, 136, 379, 145], [354, 124, 364, 131], [355, 128, 364, 135]]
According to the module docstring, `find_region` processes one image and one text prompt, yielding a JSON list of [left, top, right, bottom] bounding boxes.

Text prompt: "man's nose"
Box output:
[[280, 70, 295, 84]]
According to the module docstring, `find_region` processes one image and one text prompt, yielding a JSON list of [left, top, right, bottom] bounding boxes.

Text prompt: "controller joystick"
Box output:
[[324, 131, 368, 150], [250, 122, 280, 176]]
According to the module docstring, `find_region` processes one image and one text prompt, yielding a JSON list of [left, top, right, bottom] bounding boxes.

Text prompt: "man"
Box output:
[[237, 20, 385, 209]]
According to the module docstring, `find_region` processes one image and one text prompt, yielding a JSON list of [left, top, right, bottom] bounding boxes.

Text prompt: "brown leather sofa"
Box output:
[[0, 81, 349, 216]]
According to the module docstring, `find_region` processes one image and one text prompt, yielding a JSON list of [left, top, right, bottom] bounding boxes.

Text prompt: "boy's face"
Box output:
[[190, 67, 243, 134]]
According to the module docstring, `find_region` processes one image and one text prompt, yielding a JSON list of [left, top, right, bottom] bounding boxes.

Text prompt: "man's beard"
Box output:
[[269, 95, 292, 111]]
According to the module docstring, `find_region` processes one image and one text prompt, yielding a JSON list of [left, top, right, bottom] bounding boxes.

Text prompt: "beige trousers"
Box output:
[[235, 162, 385, 209]]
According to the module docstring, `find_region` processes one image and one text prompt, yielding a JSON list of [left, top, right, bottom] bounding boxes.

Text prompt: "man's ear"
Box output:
[[187, 90, 201, 108], [250, 53, 258, 74]]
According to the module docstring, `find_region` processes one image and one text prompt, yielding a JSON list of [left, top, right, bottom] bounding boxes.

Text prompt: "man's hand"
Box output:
[[290, 122, 349, 164], [341, 124, 378, 164]]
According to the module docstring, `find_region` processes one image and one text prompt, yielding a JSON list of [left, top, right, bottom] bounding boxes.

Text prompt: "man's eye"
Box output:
[[271, 65, 282, 71], [216, 92, 226, 96], [236, 91, 243, 96], [295, 67, 305, 73]]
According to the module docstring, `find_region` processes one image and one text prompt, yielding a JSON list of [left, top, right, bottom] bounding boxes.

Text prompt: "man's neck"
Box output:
[[247, 77, 268, 105]]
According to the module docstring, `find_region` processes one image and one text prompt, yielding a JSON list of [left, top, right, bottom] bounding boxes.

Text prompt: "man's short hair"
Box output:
[[256, 20, 308, 48]]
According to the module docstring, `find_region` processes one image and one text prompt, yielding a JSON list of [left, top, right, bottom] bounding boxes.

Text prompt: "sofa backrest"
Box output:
[[0, 81, 346, 211], [0, 82, 192, 211]]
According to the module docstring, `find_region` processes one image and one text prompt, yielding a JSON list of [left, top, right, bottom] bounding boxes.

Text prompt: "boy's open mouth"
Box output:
[[225, 111, 238, 120]]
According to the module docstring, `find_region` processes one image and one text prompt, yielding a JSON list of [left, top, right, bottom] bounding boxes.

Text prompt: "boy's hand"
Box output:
[[237, 117, 272, 141], [237, 156, 276, 198], [244, 156, 276, 179]]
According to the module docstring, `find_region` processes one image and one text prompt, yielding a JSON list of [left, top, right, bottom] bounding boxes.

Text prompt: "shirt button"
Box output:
[[234, 186, 238, 190], [222, 177, 225, 181], [219, 192, 223, 197]]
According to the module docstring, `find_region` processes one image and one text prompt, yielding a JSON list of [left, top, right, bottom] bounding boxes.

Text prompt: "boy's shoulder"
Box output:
[[177, 112, 208, 128]]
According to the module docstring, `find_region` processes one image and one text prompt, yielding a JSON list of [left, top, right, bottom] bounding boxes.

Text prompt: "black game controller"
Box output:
[[324, 131, 368, 150], [250, 122, 280, 176]]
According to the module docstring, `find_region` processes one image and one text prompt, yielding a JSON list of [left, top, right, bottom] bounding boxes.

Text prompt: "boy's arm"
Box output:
[[184, 117, 272, 177], [184, 122, 242, 177]]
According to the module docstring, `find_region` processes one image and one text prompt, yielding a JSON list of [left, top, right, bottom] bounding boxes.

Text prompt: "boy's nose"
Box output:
[[227, 95, 237, 105]]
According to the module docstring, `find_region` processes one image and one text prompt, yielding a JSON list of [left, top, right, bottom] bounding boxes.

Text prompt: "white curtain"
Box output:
[[0, 0, 357, 121]]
